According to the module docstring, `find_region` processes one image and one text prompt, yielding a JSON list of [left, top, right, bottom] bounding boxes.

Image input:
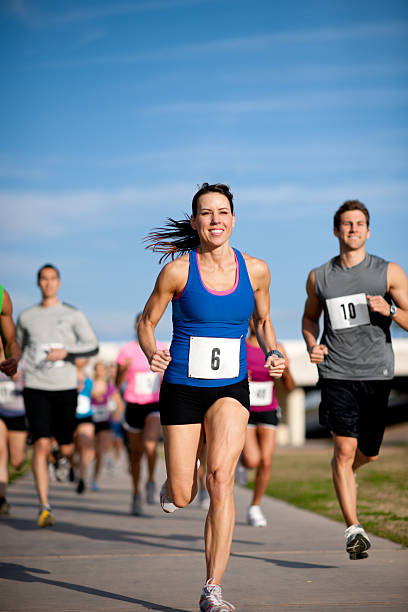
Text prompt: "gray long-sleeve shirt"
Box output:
[[16, 302, 99, 391]]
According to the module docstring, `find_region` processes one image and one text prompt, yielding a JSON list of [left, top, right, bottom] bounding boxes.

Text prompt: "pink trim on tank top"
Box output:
[[196, 250, 239, 296]]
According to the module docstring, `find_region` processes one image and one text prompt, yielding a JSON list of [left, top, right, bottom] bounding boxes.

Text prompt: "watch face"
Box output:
[[390, 304, 397, 316]]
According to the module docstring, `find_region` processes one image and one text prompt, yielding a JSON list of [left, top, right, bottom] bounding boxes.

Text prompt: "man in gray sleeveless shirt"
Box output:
[[16, 264, 99, 527], [302, 200, 408, 559]]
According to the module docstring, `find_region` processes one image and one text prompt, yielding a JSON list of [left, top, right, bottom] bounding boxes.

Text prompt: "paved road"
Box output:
[[1, 453, 407, 611]]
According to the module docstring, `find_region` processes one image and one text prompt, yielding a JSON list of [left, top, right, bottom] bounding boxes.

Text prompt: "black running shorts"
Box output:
[[0, 414, 27, 432], [159, 378, 250, 426], [23, 387, 78, 444], [124, 402, 160, 433], [319, 379, 392, 457], [248, 408, 281, 429]]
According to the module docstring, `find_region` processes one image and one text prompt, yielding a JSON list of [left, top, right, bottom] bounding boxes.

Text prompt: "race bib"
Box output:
[[249, 381, 274, 406], [188, 336, 240, 380], [34, 343, 65, 369], [134, 372, 160, 395], [92, 403, 110, 423], [0, 381, 15, 404], [76, 394, 91, 417], [326, 293, 370, 330]]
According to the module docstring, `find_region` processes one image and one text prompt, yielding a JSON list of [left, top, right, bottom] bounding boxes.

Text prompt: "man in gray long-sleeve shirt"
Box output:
[[16, 263, 98, 527]]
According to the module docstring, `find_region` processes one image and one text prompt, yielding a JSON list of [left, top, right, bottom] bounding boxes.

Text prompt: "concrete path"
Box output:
[[1, 453, 407, 612]]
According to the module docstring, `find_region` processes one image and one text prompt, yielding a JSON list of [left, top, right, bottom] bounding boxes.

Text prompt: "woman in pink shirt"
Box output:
[[116, 314, 167, 516], [242, 316, 295, 527]]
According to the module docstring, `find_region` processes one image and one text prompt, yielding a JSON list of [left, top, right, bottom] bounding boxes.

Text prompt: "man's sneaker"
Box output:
[[199, 488, 210, 510], [76, 479, 86, 494], [37, 506, 54, 528], [0, 497, 10, 515], [160, 482, 178, 513], [54, 457, 70, 482], [145, 481, 156, 504], [345, 524, 371, 560], [90, 481, 100, 492], [131, 494, 143, 516], [247, 504, 267, 527], [199, 578, 236, 611]]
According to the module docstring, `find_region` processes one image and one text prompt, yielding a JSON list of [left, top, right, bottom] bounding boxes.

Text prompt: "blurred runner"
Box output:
[[16, 264, 98, 527], [73, 358, 94, 494], [91, 361, 124, 491], [242, 316, 295, 527], [115, 314, 166, 515]]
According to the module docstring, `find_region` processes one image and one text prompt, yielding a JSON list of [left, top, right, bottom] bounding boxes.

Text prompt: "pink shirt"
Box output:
[[116, 341, 168, 404], [246, 341, 279, 412]]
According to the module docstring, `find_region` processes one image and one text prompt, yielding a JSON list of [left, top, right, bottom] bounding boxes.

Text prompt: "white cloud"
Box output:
[[33, 20, 408, 68], [1, 179, 407, 243]]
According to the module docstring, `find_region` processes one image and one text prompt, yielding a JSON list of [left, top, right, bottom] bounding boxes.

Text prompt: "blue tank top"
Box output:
[[164, 248, 255, 387]]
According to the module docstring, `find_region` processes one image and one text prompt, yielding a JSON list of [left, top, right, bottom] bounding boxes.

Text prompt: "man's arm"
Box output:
[[46, 309, 99, 362], [301, 270, 328, 364], [0, 288, 21, 376], [367, 262, 408, 331]]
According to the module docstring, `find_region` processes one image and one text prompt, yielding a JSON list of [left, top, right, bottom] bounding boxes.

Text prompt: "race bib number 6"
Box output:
[[326, 293, 370, 330], [188, 336, 240, 379]]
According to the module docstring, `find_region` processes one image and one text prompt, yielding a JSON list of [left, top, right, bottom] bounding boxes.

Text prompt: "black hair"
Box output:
[[37, 263, 60, 284], [144, 183, 234, 263]]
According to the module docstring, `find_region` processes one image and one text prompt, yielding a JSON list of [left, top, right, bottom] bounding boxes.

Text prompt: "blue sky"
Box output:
[[1, 0, 407, 342]]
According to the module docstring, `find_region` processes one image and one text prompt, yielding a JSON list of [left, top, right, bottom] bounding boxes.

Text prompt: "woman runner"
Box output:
[[138, 183, 285, 612]]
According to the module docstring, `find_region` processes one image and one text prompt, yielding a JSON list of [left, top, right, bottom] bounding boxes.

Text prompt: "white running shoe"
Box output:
[[199, 488, 210, 510], [145, 481, 156, 505], [247, 504, 267, 527], [160, 483, 178, 513], [199, 578, 236, 611], [345, 524, 371, 559], [131, 494, 142, 516]]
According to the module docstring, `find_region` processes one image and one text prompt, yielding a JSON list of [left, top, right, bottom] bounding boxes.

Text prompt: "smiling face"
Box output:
[[334, 209, 370, 252], [190, 192, 235, 248]]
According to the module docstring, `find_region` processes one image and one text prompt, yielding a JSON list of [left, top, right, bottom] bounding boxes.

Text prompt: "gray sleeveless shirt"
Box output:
[[315, 254, 394, 380]]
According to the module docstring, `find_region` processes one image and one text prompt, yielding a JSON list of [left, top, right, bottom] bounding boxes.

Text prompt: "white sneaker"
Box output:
[[345, 524, 371, 559], [160, 482, 178, 513], [131, 494, 142, 516], [199, 578, 236, 611], [199, 488, 210, 510], [247, 504, 267, 527], [145, 481, 156, 505]]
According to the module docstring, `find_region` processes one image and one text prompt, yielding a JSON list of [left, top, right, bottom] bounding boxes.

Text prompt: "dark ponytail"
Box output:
[[144, 183, 234, 263]]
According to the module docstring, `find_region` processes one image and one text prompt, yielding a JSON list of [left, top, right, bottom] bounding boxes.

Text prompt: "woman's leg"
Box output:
[[204, 398, 249, 584], [127, 431, 144, 496], [0, 420, 9, 500], [7, 429, 27, 470], [76, 422, 95, 480], [143, 415, 161, 483], [161, 423, 202, 507], [251, 426, 276, 506]]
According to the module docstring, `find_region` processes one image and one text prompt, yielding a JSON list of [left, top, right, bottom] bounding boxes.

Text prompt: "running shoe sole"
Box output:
[[37, 510, 54, 528], [347, 533, 371, 559]]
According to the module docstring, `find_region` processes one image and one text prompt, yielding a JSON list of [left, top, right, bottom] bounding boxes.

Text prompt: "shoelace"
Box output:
[[203, 581, 235, 610]]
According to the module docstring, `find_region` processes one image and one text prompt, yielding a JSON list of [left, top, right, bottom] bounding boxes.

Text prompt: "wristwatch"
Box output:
[[265, 349, 284, 361], [389, 304, 397, 318]]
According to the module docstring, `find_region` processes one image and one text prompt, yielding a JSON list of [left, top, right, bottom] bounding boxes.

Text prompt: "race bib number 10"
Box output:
[[188, 336, 240, 379], [326, 293, 370, 330]]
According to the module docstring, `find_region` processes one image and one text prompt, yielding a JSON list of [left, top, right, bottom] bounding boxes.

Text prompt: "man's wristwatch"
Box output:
[[389, 304, 397, 318], [265, 349, 284, 361]]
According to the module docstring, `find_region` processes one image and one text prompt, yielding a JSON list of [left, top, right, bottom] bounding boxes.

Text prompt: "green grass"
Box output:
[[248, 443, 408, 547]]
